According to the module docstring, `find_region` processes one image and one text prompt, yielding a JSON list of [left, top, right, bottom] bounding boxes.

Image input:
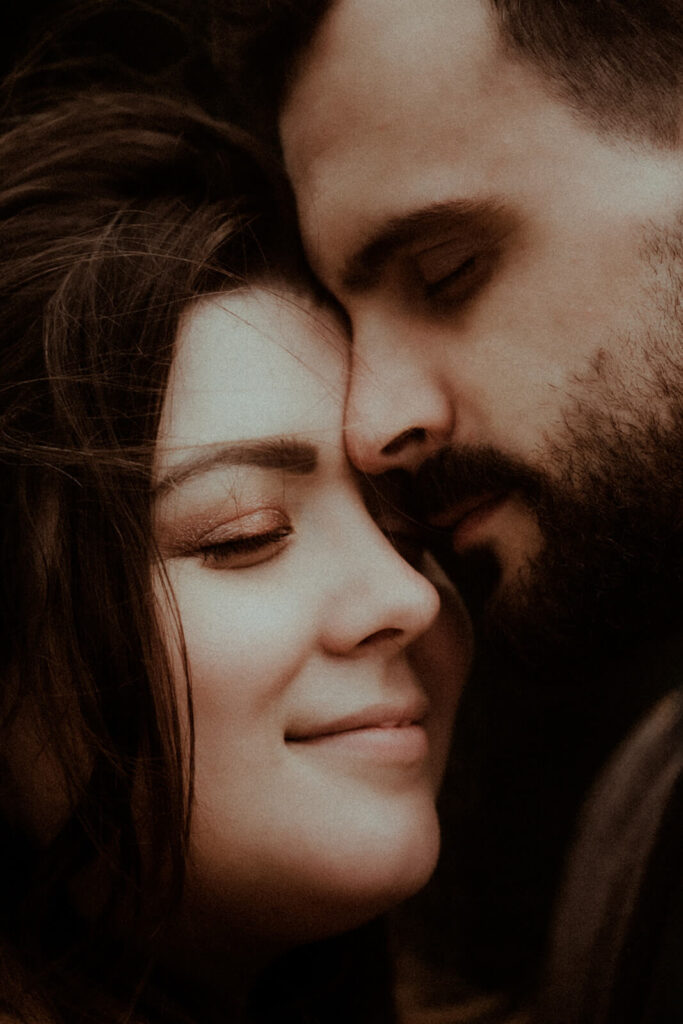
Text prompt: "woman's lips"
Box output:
[[286, 701, 429, 764], [288, 722, 429, 764]]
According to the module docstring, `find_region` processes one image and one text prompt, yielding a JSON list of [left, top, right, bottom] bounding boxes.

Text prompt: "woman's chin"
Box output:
[[313, 803, 442, 934], [182, 796, 442, 951]]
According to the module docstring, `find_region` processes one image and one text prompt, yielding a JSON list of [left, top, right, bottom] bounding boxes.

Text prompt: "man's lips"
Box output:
[[428, 491, 505, 546]]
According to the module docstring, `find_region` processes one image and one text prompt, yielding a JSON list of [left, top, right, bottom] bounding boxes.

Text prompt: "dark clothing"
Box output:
[[536, 686, 683, 1023]]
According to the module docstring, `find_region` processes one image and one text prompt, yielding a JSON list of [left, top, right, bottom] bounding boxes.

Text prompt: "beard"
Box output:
[[413, 258, 683, 688], [419, 409, 683, 687], [391, 217, 683, 990]]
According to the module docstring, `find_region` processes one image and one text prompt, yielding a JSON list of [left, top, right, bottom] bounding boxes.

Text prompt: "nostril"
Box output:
[[358, 627, 402, 647], [381, 427, 427, 457]]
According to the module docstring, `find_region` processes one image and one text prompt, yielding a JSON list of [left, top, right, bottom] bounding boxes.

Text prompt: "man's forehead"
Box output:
[[286, 0, 495, 83], [281, 0, 499, 176], [280, 0, 507, 281]]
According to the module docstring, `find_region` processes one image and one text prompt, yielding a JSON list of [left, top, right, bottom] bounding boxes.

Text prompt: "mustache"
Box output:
[[407, 444, 547, 521]]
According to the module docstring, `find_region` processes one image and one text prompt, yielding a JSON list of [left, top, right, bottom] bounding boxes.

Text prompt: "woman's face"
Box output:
[[153, 285, 471, 947]]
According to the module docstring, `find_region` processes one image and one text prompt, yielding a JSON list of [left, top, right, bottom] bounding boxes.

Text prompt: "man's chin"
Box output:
[[439, 538, 601, 684]]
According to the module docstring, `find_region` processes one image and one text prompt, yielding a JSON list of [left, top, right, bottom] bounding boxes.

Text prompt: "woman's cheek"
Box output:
[[162, 560, 317, 706]]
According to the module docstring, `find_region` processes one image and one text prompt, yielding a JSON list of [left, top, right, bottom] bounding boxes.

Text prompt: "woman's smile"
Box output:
[[285, 694, 430, 764], [287, 722, 429, 767]]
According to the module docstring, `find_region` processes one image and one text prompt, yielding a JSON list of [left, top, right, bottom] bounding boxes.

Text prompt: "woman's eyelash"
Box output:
[[199, 526, 293, 569]]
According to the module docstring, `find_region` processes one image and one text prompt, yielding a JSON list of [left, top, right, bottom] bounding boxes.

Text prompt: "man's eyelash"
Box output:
[[424, 254, 479, 297]]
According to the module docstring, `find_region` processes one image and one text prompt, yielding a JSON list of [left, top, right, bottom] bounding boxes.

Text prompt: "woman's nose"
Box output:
[[319, 512, 440, 657]]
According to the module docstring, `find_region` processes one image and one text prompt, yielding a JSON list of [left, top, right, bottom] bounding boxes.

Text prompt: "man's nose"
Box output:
[[344, 315, 454, 474]]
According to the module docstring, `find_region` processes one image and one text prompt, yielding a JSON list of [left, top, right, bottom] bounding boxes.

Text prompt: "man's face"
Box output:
[[281, 0, 683, 669]]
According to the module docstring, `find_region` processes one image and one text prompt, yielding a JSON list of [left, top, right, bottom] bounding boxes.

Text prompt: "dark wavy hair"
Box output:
[[0, 88, 303, 1021], [211, 0, 683, 146]]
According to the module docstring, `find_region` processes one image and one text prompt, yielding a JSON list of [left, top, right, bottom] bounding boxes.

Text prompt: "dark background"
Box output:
[[1, 1, 227, 117]]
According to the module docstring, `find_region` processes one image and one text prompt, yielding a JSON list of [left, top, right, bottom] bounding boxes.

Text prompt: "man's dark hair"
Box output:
[[491, 0, 683, 144], [214, 0, 683, 145]]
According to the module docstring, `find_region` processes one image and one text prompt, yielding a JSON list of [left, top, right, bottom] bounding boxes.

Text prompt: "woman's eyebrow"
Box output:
[[154, 437, 318, 496]]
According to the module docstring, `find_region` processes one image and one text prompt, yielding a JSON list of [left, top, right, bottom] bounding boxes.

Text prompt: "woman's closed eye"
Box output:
[[156, 505, 294, 570], [198, 525, 292, 570]]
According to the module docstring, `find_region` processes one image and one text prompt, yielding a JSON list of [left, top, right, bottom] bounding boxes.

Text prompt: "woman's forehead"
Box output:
[[155, 286, 348, 471]]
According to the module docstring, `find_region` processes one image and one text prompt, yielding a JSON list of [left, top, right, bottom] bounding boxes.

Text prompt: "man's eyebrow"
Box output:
[[341, 198, 508, 292], [154, 437, 318, 496]]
